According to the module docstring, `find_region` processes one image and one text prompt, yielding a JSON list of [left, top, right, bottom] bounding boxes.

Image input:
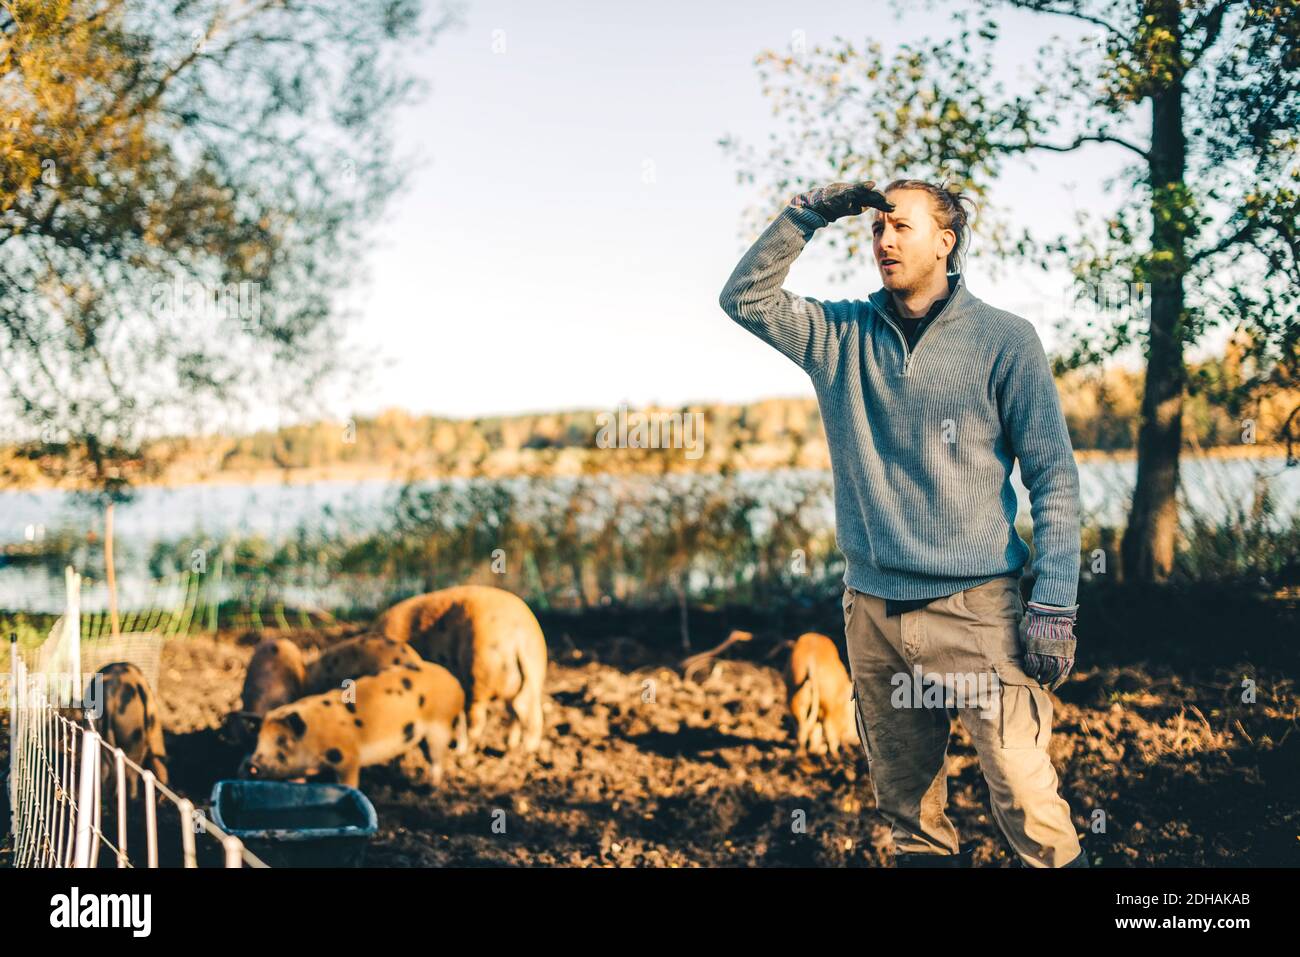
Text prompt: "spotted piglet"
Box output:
[[244, 661, 465, 789], [86, 662, 168, 799]]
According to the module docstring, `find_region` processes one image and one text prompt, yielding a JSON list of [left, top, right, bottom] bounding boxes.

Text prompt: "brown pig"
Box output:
[[244, 661, 466, 789], [377, 586, 547, 753], [785, 632, 860, 758], [222, 638, 306, 747], [86, 662, 168, 799]]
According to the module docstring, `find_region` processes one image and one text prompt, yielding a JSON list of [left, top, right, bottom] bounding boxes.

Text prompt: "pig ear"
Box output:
[[221, 711, 263, 745], [283, 711, 308, 738], [239, 712, 263, 735]]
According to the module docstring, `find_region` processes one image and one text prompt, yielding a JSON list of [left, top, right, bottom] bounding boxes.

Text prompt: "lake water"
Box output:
[[1, 454, 1294, 613]]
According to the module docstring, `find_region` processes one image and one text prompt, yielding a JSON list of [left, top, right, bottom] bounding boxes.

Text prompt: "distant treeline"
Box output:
[[1, 350, 1295, 490]]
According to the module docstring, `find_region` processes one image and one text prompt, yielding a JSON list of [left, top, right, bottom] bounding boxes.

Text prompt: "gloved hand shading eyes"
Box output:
[[790, 181, 895, 222]]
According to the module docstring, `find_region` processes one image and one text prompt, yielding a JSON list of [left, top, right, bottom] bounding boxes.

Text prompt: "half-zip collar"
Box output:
[[867, 273, 971, 377]]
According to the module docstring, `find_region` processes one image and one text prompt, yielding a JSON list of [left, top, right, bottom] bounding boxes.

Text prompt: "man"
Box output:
[[718, 180, 1088, 868]]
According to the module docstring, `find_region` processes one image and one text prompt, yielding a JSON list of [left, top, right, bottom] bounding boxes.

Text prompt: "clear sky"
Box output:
[[329, 0, 1159, 423]]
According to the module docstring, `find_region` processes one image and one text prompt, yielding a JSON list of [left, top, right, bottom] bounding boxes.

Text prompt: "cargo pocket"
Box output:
[[991, 660, 1052, 750]]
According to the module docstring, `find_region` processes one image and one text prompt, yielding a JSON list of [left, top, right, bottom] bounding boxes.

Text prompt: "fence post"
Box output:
[[209, 555, 223, 633], [7, 633, 16, 840], [143, 770, 158, 868], [72, 727, 100, 867], [89, 719, 103, 866], [223, 835, 243, 868], [114, 749, 128, 867], [179, 798, 197, 868]]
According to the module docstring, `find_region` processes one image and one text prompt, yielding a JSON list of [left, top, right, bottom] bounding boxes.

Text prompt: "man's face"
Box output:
[[871, 189, 955, 293]]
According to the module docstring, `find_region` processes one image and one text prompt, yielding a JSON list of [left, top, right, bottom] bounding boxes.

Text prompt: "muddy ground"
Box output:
[[4, 579, 1298, 867]]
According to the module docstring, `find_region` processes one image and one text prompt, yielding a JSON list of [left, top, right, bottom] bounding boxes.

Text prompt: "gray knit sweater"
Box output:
[[718, 204, 1082, 608]]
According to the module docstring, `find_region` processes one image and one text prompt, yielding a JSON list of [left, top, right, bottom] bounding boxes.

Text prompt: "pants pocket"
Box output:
[[842, 586, 856, 632], [962, 576, 1020, 622], [991, 661, 1052, 750]]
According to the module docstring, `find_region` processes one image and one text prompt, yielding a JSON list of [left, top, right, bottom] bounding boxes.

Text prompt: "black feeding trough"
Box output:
[[210, 779, 379, 867]]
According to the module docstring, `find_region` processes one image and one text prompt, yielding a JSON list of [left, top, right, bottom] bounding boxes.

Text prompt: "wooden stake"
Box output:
[[105, 502, 120, 638]]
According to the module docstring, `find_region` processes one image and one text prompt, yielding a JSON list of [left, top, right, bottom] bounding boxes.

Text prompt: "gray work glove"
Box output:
[[1023, 601, 1078, 692], [790, 181, 895, 222]]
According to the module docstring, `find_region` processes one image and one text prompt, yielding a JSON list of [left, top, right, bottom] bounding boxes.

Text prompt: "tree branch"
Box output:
[[1000, 0, 1126, 38], [999, 132, 1151, 160], [1190, 218, 1257, 265], [1188, 0, 1240, 65]]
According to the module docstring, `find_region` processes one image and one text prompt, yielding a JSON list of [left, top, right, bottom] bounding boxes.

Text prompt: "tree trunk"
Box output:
[[1121, 0, 1187, 585], [676, 573, 691, 654], [105, 502, 121, 637]]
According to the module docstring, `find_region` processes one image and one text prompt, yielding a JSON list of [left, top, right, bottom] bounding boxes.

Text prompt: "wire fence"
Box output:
[[2, 562, 420, 634], [5, 571, 267, 868], [74, 569, 203, 642]]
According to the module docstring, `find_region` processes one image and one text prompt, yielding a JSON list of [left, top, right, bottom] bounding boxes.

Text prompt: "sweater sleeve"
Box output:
[[717, 205, 844, 378], [996, 329, 1082, 609]]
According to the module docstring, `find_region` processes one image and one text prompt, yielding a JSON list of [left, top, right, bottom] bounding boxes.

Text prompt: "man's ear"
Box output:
[[937, 228, 956, 261]]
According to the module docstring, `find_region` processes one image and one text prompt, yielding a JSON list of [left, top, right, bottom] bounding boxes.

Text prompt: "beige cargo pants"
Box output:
[[843, 575, 1082, 868]]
